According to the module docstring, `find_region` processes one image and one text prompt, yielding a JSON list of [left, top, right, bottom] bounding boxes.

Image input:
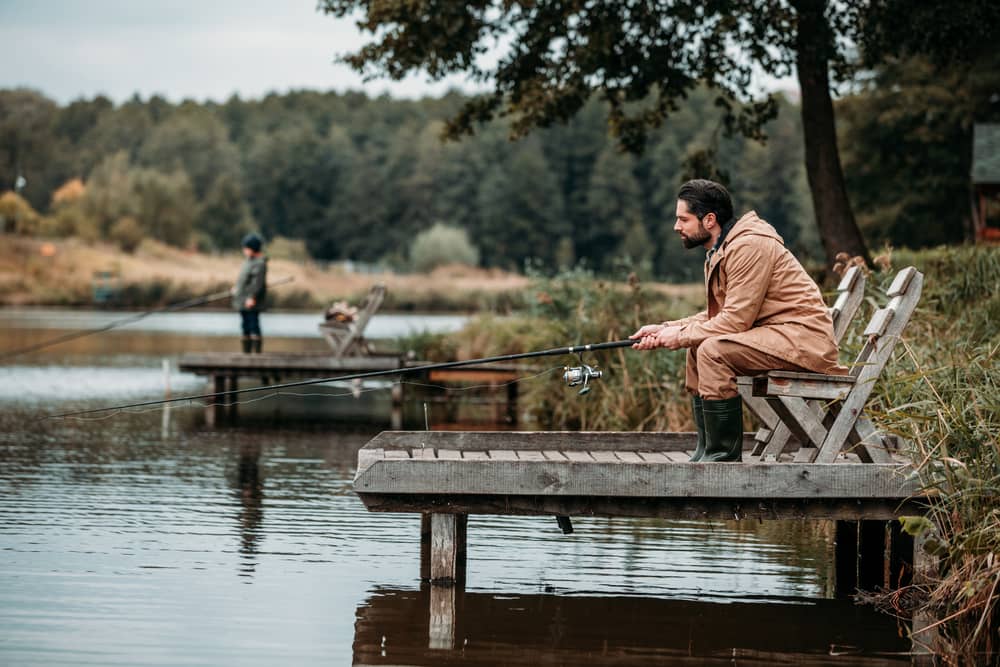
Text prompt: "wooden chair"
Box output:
[[318, 283, 386, 358], [738, 265, 867, 457], [750, 266, 923, 464]]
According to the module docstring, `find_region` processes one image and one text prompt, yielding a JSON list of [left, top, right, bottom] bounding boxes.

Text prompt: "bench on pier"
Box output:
[[738, 265, 866, 457], [750, 266, 923, 464], [353, 430, 924, 586]]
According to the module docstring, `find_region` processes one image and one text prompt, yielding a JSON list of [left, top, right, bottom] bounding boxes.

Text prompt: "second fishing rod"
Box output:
[[2, 276, 294, 361], [46, 339, 637, 420]]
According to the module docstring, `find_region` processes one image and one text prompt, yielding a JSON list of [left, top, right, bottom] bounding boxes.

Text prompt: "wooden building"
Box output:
[[972, 123, 1000, 242]]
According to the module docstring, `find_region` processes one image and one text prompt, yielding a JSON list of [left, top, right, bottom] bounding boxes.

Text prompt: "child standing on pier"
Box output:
[[233, 233, 268, 354]]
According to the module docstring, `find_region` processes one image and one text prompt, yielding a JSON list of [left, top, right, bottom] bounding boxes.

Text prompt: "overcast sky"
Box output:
[[0, 0, 476, 104]]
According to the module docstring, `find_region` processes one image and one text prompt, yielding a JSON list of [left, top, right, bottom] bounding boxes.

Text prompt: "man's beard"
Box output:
[[680, 223, 711, 249]]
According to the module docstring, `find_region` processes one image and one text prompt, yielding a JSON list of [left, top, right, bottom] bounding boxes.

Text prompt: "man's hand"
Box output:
[[244, 297, 256, 309], [631, 323, 664, 350], [631, 325, 683, 350], [630, 323, 665, 341]]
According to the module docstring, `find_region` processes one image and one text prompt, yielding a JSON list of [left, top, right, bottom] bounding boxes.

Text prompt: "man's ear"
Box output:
[[702, 212, 717, 229]]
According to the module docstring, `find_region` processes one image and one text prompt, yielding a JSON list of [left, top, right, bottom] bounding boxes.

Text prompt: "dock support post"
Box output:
[[506, 380, 518, 426], [207, 374, 224, 426], [834, 520, 858, 597], [227, 375, 239, 420], [858, 519, 887, 591], [428, 513, 467, 585], [391, 381, 404, 430]]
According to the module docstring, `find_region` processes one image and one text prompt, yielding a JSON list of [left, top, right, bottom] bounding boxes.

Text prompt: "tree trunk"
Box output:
[[794, 0, 871, 268]]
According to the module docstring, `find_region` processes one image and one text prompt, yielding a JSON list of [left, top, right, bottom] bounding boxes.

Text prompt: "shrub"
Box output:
[[0, 191, 40, 235], [109, 216, 144, 253], [410, 223, 479, 273], [38, 204, 90, 238]]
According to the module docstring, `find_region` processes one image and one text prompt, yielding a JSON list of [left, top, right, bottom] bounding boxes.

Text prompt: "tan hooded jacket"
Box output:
[[669, 211, 844, 374]]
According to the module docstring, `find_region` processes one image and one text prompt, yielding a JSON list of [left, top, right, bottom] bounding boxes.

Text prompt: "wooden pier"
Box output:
[[354, 430, 935, 655], [177, 352, 521, 426]]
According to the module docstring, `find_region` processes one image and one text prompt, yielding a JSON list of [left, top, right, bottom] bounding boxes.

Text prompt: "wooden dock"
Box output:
[[354, 430, 935, 655], [177, 352, 522, 426]]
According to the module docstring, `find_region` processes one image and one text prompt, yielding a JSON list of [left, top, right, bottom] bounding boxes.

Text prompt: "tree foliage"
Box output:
[[318, 0, 1000, 267], [410, 222, 480, 272], [0, 68, 987, 276], [838, 52, 1000, 247]]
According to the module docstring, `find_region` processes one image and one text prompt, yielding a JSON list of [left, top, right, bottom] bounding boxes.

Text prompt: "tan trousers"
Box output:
[[685, 335, 806, 400]]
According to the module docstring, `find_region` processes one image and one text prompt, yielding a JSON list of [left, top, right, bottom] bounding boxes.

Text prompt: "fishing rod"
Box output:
[[2, 276, 294, 361], [44, 338, 636, 420]]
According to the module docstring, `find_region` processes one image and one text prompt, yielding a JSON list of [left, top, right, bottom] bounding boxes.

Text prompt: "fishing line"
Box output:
[[54, 366, 566, 421], [1, 276, 294, 361], [44, 340, 634, 420]]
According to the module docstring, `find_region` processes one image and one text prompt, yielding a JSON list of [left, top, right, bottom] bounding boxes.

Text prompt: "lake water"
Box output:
[[0, 309, 911, 665]]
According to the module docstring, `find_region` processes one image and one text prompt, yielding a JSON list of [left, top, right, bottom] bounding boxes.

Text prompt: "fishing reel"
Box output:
[[563, 362, 602, 395]]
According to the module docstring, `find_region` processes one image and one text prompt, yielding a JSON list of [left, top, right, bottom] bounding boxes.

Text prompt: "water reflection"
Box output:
[[353, 587, 910, 665], [231, 443, 264, 578]]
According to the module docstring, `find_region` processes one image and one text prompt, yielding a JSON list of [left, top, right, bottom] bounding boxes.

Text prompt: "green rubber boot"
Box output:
[[702, 396, 743, 462], [241, 337, 253, 354], [689, 395, 706, 462]]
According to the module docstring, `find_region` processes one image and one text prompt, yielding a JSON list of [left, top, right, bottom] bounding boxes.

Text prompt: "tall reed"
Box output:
[[860, 246, 999, 662]]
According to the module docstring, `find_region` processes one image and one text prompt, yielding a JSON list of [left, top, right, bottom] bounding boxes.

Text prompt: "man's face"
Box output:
[[674, 200, 713, 249], [242, 246, 254, 257]]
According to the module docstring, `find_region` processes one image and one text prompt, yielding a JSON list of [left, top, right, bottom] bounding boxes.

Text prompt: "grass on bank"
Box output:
[[863, 246, 999, 663]]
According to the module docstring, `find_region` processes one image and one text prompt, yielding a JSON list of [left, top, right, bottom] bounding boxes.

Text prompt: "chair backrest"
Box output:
[[829, 265, 866, 342], [849, 266, 923, 378], [318, 283, 387, 357], [351, 283, 386, 336]]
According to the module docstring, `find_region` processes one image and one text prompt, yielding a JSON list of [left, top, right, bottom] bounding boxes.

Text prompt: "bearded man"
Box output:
[[631, 179, 844, 462]]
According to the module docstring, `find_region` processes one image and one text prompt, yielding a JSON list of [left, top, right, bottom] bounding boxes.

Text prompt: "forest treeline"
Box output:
[[0, 52, 994, 280]]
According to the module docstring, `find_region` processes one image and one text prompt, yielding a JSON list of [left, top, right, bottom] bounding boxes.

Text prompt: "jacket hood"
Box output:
[[726, 211, 784, 247]]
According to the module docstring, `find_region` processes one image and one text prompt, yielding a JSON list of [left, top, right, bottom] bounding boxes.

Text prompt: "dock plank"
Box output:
[[516, 451, 547, 461], [364, 431, 756, 453], [384, 450, 411, 460], [437, 449, 462, 460], [355, 459, 920, 499], [615, 452, 644, 463], [638, 452, 671, 463], [542, 451, 568, 461], [488, 450, 518, 461], [563, 451, 594, 462]]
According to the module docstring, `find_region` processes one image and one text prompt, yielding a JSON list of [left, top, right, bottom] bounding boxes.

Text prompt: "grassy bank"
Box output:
[[413, 245, 999, 660], [864, 246, 999, 662]]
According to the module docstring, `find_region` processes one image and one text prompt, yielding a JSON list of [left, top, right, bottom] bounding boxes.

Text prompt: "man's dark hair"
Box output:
[[677, 179, 734, 226]]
